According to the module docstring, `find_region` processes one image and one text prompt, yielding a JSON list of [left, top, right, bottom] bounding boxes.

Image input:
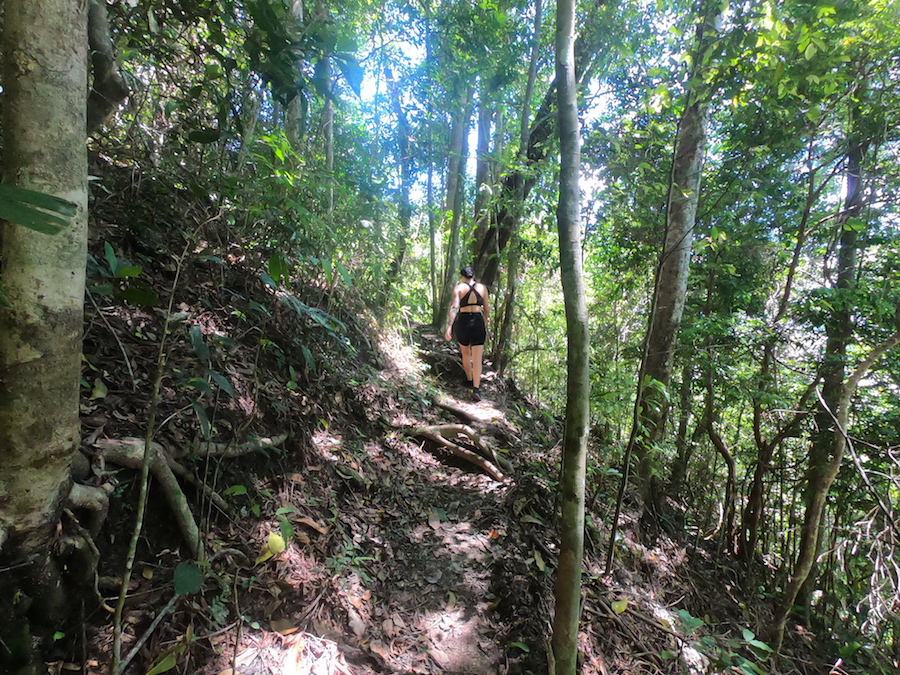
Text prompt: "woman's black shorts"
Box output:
[[454, 312, 486, 346]]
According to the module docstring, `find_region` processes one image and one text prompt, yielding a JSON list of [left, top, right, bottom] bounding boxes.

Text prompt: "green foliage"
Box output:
[[173, 563, 203, 596], [0, 184, 77, 235]]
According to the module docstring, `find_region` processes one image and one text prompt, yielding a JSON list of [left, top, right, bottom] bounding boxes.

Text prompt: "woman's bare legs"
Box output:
[[459, 344, 473, 381], [470, 344, 484, 388]]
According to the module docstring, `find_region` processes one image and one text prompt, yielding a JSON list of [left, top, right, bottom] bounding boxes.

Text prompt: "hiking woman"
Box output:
[[444, 265, 490, 401]]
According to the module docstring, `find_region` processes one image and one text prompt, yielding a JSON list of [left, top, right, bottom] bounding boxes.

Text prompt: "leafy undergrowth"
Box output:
[[57, 159, 861, 675]]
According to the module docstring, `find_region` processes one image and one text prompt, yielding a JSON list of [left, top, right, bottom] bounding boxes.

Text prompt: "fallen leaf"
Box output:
[[270, 618, 297, 634], [428, 511, 441, 530], [90, 378, 108, 400], [348, 609, 366, 638], [295, 516, 329, 534], [255, 532, 286, 564], [611, 599, 628, 614]]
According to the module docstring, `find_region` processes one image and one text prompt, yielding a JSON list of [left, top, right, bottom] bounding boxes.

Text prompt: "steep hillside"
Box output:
[[56, 160, 851, 675]]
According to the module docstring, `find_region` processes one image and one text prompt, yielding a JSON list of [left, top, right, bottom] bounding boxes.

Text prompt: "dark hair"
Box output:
[[460, 265, 475, 279]]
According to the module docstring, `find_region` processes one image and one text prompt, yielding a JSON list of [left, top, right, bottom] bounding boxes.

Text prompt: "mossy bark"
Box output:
[[0, 0, 87, 554]]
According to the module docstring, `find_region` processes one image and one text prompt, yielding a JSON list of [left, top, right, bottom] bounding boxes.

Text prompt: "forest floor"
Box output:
[[58, 162, 843, 675]]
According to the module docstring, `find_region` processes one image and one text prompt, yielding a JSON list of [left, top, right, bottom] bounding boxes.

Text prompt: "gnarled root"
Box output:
[[410, 424, 507, 481], [66, 482, 111, 538], [93, 435, 287, 557], [95, 437, 201, 557]]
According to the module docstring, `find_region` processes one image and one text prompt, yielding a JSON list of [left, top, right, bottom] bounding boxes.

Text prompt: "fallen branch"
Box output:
[[410, 425, 505, 481]]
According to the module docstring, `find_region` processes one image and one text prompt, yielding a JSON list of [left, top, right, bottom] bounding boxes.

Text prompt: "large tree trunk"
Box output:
[[632, 2, 722, 527], [0, 0, 88, 664], [550, 0, 590, 670]]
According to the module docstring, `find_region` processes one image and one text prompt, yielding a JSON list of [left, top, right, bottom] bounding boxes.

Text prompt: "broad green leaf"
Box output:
[[192, 400, 211, 439], [336, 261, 352, 286], [0, 184, 76, 235], [189, 325, 210, 361], [260, 270, 277, 288], [145, 652, 177, 675], [119, 287, 158, 307], [611, 599, 628, 614], [104, 242, 119, 276], [336, 55, 364, 96], [174, 562, 203, 595], [114, 265, 142, 279], [208, 369, 236, 397], [90, 378, 108, 400], [224, 484, 247, 496], [278, 516, 295, 541]]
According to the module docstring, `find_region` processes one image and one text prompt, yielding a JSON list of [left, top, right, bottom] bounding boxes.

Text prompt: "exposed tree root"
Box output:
[[67, 482, 112, 538], [92, 435, 287, 556], [410, 424, 508, 481]]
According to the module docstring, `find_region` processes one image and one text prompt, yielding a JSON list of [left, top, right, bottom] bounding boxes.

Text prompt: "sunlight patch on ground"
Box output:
[[227, 629, 353, 675], [312, 430, 343, 462], [376, 327, 427, 379], [648, 603, 709, 675]]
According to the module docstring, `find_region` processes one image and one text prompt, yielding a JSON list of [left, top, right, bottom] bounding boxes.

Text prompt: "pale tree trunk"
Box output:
[[0, 0, 88, 663], [632, 2, 722, 526], [323, 57, 334, 224], [433, 86, 474, 329], [472, 89, 496, 280], [550, 0, 590, 670]]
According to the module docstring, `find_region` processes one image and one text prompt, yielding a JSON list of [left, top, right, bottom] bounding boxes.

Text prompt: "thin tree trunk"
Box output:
[[433, 86, 474, 329], [0, 0, 88, 661], [384, 66, 413, 297], [550, 0, 590, 670], [768, 95, 896, 650], [474, 4, 604, 290]]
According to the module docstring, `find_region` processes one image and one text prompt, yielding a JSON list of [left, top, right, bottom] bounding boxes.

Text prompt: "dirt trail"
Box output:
[[186, 331, 555, 675]]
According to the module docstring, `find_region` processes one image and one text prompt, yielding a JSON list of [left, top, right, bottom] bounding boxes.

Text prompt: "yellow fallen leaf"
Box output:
[[256, 532, 286, 564], [611, 599, 628, 614]]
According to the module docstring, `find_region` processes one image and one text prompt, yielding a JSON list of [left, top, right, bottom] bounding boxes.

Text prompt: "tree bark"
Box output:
[[550, 0, 590, 670], [769, 105, 878, 649], [383, 66, 413, 297], [433, 86, 474, 330], [473, 5, 605, 291], [632, 2, 722, 526], [0, 0, 88, 665], [0, 0, 88, 558]]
